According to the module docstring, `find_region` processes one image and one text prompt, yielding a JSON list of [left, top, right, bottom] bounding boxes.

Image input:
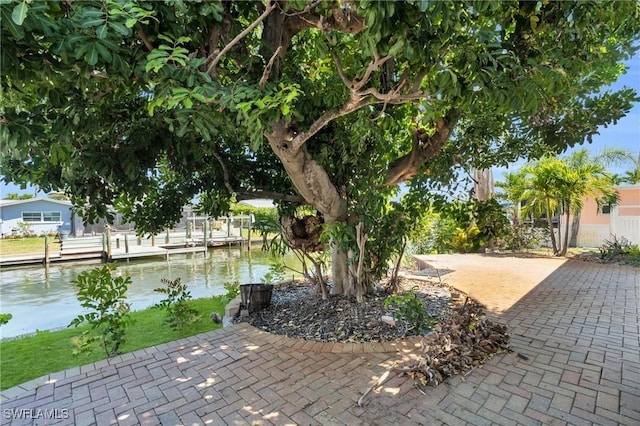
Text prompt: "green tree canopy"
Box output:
[[2, 0, 639, 295]]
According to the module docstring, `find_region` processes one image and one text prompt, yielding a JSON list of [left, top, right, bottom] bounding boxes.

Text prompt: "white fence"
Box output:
[[576, 208, 640, 247]]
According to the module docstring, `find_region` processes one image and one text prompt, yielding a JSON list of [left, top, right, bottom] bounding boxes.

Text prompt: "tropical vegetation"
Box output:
[[2, 1, 639, 299], [496, 149, 625, 256]]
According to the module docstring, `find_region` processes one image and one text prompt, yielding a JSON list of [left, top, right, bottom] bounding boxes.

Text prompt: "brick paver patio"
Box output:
[[1, 256, 638, 425]]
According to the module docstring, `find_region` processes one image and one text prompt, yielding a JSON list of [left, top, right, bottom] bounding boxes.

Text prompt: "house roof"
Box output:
[[616, 183, 640, 190], [0, 198, 72, 208], [239, 199, 276, 208]]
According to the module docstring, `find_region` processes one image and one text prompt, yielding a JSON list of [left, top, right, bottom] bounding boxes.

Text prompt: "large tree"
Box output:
[[2, 1, 639, 297]]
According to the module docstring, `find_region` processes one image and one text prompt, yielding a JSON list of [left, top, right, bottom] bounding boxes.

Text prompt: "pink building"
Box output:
[[576, 184, 640, 247]]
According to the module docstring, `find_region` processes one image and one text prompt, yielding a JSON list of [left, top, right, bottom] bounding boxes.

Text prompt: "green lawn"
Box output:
[[0, 237, 58, 256], [0, 296, 228, 390]]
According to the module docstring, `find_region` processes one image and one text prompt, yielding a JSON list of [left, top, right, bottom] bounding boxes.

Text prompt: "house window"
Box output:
[[22, 212, 62, 222], [22, 212, 42, 222], [601, 205, 611, 214], [43, 211, 62, 221]]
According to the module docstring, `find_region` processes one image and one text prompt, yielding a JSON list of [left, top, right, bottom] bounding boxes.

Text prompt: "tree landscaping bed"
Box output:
[[242, 277, 460, 342]]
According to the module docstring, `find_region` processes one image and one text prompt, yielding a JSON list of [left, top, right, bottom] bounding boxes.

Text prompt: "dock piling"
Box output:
[[44, 235, 50, 264]]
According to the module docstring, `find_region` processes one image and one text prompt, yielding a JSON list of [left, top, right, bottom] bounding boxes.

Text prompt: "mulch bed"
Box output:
[[236, 276, 466, 343]]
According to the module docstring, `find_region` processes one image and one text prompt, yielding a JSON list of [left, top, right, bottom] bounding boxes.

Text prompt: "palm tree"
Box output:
[[48, 191, 71, 201], [565, 148, 633, 246], [495, 170, 527, 226], [613, 152, 640, 185], [521, 152, 620, 256], [521, 157, 566, 255]]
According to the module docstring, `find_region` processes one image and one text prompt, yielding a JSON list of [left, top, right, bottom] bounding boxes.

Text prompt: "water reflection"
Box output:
[[0, 247, 298, 339]]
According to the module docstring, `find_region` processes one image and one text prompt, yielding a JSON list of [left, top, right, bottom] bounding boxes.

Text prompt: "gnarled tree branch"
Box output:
[[259, 45, 283, 89], [211, 151, 235, 194], [333, 50, 393, 93], [290, 93, 371, 152], [207, 1, 278, 76], [385, 111, 460, 186]]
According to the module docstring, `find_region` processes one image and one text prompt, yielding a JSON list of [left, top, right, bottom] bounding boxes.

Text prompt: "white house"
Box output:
[[0, 198, 79, 238]]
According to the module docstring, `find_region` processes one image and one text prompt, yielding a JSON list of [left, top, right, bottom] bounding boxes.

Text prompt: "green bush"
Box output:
[[0, 313, 12, 325], [450, 224, 480, 253], [599, 236, 640, 265], [223, 281, 240, 302], [153, 278, 201, 331], [502, 224, 548, 251], [69, 266, 133, 357], [409, 199, 509, 254], [261, 261, 287, 284], [384, 290, 435, 335]]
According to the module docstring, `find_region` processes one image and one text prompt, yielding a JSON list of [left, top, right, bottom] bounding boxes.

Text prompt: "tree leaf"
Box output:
[[11, 1, 28, 25], [109, 21, 131, 36], [86, 44, 99, 65], [96, 24, 108, 39], [1, 6, 25, 38], [80, 17, 105, 28]]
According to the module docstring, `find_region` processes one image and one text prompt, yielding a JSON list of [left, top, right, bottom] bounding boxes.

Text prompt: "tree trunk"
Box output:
[[331, 247, 352, 295], [546, 197, 558, 254], [267, 123, 356, 294], [569, 209, 581, 247], [559, 210, 571, 256], [472, 168, 494, 201], [266, 122, 347, 222]]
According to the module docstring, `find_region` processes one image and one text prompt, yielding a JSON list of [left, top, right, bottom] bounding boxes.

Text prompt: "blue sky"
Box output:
[[2, 54, 639, 198]]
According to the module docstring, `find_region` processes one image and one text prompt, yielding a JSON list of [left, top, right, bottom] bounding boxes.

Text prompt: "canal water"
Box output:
[[0, 247, 300, 339]]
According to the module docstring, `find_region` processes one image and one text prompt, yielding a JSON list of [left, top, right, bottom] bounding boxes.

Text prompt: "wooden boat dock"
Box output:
[[0, 233, 252, 268]]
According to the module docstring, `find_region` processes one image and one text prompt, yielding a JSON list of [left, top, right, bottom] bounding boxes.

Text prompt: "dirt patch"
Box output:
[[413, 253, 567, 314]]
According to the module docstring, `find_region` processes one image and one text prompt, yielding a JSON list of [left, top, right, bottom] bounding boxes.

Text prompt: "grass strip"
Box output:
[[0, 296, 228, 390], [0, 237, 54, 256]]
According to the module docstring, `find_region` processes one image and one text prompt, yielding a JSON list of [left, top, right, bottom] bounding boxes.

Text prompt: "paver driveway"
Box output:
[[1, 255, 638, 425]]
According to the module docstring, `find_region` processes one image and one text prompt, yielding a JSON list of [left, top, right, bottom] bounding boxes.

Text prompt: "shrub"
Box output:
[[384, 290, 436, 335], [15, 222, 33, 237], [69, 266, 133, 357], [599, 236, 640, 265], [261, 261, 287, 283], [450, 225, 480, 253], [502, 224, 548, 251], [222, 281, 240, 303], [410, 199, 509, 254], [153, 278, 200, 331], [0, 313, 12, 325]]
